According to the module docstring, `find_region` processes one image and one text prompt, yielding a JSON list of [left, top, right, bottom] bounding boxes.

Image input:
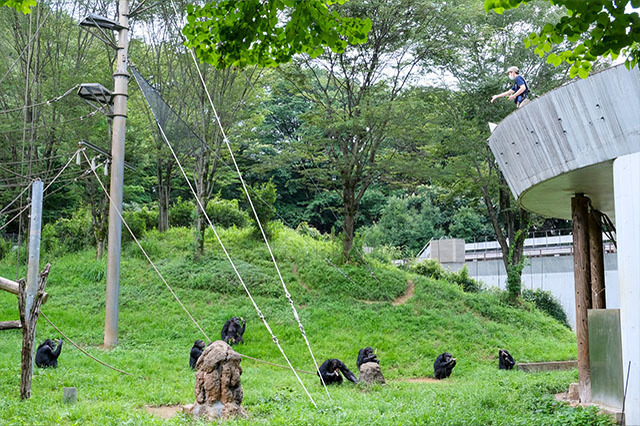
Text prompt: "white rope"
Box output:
[[0, 149, 79, 233], [154, 115, 317, 408], [0, 183, 32, 215], [80, 149, 212, 343], [169, 0, 332, 401], [0, 85, 80, 115]]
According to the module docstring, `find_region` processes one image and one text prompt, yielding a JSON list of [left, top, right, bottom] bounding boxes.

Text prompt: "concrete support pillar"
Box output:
[[572, 194, 592, 403], [589, 212, 606, 309], [613, 152, 640, 425]]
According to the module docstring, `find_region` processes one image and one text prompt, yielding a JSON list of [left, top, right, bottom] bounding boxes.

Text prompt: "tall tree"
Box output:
[[280, 0, 451, 260]]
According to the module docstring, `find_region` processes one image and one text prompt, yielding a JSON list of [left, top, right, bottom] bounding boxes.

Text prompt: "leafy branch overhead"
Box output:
[[485, 0, 640, 78], [1, 0, 36, 13], [183, 0, 372, 69]]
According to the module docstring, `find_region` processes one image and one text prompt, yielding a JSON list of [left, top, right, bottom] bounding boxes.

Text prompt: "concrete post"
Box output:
[[104, 0, 129, 348], [25, 180, 43, 324], [613, 152, 640, 425], [588, 212, 606, 309], [571, 194, 592, 403]]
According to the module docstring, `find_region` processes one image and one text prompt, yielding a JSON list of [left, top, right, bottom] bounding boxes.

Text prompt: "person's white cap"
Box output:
[[507, 66, 519, 74]]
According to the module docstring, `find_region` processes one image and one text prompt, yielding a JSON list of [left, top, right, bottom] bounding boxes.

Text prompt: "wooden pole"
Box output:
[[0, 275, 48, 303], [17, 264, 50, 399], [572, 194, 592, 403], [588, 212, 606, 309], [0, 321, 21, 330]]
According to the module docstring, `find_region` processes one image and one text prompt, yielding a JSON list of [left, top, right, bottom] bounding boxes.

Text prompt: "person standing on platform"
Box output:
[[490, 66, 530, 108]]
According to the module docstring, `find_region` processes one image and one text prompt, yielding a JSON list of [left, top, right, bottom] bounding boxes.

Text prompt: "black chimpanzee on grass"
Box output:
[[35, 338, 63, 368], [189, 340, 206, 369], [318, 359, 358, 385], [498, 349, 515, 370], [221, 316, 246, 345], [433, 352, 456, 379], [356, 346, 379, 369]]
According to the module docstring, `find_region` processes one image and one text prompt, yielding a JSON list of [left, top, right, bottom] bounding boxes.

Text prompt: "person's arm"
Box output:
[[491, 89, 514, 103], [508, 85, 526, 101]]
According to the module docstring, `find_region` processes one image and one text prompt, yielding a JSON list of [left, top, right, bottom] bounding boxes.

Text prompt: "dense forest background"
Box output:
[[1, 0, 606, 279]]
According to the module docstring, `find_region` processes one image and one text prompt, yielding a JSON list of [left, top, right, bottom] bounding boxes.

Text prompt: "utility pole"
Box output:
[[105, 0, 130, 348], [25, 179, 43, 323]]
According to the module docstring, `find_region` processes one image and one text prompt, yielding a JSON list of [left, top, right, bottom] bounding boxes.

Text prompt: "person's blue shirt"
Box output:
[[511, 75, 529, 104]]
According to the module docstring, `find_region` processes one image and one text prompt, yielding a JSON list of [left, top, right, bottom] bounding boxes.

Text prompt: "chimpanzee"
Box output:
[[35, 338, 63, 368], [189, 340, 206, 369], [318, 359, 358, 385], [433, 352, 456, 379], [498, 348, 515, 370], [356, 346, 379, 369], [221, 316, 246, 345]]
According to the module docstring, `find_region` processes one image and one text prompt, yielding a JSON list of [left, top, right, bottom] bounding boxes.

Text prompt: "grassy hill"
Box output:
[[0, 226, 612, 425]]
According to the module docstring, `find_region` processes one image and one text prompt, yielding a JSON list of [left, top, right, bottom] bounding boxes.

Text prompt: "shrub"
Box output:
[[43, 208, 93, 254], [0, 236, 12, 260], [522, 288, 570, 328], [411, 259, 482, 293], [122, 210, 147, 242], [246, 180, 277, 239], [205, 197, 248, 228], [169, 197, 195, 228], [295, 221, 323, 240]]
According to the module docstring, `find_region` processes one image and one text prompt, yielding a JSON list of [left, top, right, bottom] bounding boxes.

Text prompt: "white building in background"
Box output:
[[418, 232, 620, 330]]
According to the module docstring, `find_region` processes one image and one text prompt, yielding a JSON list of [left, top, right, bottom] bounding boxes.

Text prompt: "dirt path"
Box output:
[[392, 280, 415, 306], [292, 264, 309, 290], [397, 377, 442, 384]]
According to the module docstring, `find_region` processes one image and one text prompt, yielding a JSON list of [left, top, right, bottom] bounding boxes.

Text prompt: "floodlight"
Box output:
[[78, 83, 113, 106], [79, 14, 125, 31]]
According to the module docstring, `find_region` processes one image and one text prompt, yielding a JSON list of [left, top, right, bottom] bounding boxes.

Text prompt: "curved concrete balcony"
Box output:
[[488, 64, 640, 221]]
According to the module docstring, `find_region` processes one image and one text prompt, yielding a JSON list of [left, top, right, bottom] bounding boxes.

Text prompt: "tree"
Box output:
[[405, 0, 572, 298], [182, 0, 371, 69], [485, 0, 640, 78], [281, 0, 451, 261]]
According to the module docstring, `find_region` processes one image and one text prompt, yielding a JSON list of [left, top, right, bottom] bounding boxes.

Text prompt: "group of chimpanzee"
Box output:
[[34, 315, 516, 382], [188, 317, 518, 383]]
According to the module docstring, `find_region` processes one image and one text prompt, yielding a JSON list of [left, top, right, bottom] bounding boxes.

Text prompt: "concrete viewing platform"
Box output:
[[488, 64, 640, 424], [488, 64, 640, 221]]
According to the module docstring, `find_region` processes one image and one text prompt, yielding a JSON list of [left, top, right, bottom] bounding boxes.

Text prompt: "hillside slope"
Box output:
[[0, 226, 606, 425]]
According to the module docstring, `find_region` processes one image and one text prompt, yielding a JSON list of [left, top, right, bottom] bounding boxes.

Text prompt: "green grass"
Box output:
[[0, 226, 613, 425]]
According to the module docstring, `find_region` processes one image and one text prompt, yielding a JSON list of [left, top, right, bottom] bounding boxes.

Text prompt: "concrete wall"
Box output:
[[466, 253, 620, 330]]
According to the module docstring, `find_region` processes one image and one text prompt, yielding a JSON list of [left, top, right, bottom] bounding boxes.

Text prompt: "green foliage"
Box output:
[[411, 259, 482, 293], [246, 180, 277, 239], [485, 0, 640, 77], [295, 221, 323, 240], [183, 0, 371, 69], [361, 190, 444, 257], [122, 211, 147, 243], [1, 0, 36, 14], [0, 236, 11, 260], [507, 239, 527, 300], [42, 208, 93, 254], [205, 197, 248, 229], [523, 288, 570, 328], [169, 197, 195, 228], [449, 206, 494, 242]]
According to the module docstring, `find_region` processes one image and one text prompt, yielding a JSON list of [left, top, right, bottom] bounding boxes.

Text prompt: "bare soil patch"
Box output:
[[144, 405, 182, 419], [396, 377, 442, 383], [392, 280, 415, 306], [292, 264, 310, 290]]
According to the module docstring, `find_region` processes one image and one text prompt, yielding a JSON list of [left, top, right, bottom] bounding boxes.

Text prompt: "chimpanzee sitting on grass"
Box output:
[[356, 346, 379, 369], [318, 359, 358, 385], [221, 316, 245, 345], [433, 352, 456, 379], [498, 348, 515, 370], [35, 338, 63, 368], [189, 340, 206, 369]]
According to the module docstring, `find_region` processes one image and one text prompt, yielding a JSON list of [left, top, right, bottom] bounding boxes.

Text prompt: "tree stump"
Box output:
[[186, 340, 247, 420]]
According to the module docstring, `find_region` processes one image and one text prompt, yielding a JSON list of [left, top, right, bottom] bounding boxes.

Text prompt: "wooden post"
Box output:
[[0, 321, 21, 330], [17, 264, 50, 400], [572, 194, 592, 403], [0, 275, 48, 303], [589, 212, 606, 309]]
